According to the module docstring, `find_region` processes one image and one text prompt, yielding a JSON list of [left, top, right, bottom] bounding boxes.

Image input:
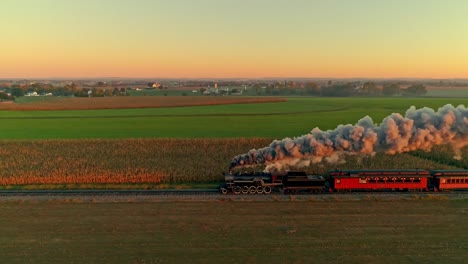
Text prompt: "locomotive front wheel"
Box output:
[[263, 186, 272, 194], [256, 186, 264, 194], [249, 186, 257, 194], [242, 186, 249, 194], [220, 188, 228, 195]]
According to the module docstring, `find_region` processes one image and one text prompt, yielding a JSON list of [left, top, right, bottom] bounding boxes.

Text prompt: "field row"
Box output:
[[0, 139, 464, 186], [0, 97, 466, 139], [0, 96, 286, 110]]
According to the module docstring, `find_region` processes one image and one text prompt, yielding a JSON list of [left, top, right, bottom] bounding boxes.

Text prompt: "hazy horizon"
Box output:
[[3, 77, 468, 82], [1, 0, 468, 79]]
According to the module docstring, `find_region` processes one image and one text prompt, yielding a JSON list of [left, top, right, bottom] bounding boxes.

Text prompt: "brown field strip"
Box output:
[[0, 96, 287, 110], [0, 200, 467, 263]]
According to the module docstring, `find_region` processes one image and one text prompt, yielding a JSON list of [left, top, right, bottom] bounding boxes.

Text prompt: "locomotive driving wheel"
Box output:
[[263, 186, 272, 194], [234, 186, 241, 194], [256, 186, 264, 194], [220, 188, 228, 195]]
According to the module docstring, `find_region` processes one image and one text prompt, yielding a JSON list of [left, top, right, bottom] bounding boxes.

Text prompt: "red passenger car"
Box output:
[[432, 170, 468, 191], [330, 170, 431, 191]]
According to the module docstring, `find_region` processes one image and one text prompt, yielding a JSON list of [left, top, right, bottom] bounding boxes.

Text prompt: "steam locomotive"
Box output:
[[219, 169, 468, 194]]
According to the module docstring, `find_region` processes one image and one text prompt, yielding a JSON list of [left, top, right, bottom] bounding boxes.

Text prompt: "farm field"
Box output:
[[0, 97, 466, 139], [0, 97, 465, 187], [0, 139, 464, 187], [3, 96, 286, 110], [1, 199, 468, 263], [425, 86, 468, 97]]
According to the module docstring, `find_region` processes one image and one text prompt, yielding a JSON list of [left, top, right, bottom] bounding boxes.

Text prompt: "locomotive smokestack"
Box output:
[[230, 104, 467, 172]]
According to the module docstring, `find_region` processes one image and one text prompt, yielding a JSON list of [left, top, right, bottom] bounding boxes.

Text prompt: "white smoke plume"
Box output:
[[229, 104, 468, 172]]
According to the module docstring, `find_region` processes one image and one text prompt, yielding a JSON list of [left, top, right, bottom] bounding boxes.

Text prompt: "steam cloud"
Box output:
[[229, 104, 468, 172]]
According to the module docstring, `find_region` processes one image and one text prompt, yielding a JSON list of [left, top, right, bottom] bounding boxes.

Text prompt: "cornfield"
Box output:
[[0, 139, 464, 185], [410, 145, 468, 169]]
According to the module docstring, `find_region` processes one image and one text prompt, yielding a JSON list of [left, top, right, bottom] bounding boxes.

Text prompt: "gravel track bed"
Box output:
[[1, 191, 468, 203]]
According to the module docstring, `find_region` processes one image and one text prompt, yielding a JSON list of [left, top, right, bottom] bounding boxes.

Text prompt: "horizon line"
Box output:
[[2, 76, 468, 81]]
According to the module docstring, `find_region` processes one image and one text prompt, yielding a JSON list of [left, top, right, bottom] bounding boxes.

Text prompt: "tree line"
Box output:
[[1, 83, 130, 99], [250, 82, 427, 97]]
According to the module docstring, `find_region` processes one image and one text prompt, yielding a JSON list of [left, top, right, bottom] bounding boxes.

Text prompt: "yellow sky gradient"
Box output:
[[1, 0, 468, 78]]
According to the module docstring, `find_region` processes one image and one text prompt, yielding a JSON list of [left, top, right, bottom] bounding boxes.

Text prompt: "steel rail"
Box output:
[[0, 189, 466, 197]]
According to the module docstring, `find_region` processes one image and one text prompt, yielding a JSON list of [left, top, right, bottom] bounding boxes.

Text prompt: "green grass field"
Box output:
[[1, 198, 468, 263], [0, 97, 465, 139], [427, 89, 468, 97]]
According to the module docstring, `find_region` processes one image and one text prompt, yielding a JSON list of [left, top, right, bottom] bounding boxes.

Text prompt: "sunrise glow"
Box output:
[[1, 0, 468, 78]]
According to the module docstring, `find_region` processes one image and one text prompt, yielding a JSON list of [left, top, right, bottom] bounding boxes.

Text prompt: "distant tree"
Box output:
[[11, 86, 25, 97], [382, 83, 400, 96], [278, 87, 295, 95], [321, 83, 355, 97], [94, 88, 104, 97], [252, 84, 262, 95], [0, 92, 14, 101], [287, 81, 297, 88], [147, 82, 154, 88], [304, 82, 320, 95], [402, 84, 427, 96], [360, 82, 381, 96], [265, 86, 274, 95], [91, 87, 98, 97], [119, 87, 127, 95], [327, 80, 332, 86], [103, 89, 113, 97], [271, 87, 280, 96], [60, 84, 78, 96], [199, 87, 207, 93]]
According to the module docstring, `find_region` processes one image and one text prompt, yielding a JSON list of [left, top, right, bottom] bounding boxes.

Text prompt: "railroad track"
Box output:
[[1, 189, 467, 197]]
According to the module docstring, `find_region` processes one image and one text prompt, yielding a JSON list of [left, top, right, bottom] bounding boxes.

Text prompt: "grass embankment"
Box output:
[[1, 200, 467, 263]]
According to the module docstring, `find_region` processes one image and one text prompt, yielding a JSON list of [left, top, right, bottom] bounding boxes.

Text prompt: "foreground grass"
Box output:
[[0, 97, 465, 139], [0, 200, 467, 263]]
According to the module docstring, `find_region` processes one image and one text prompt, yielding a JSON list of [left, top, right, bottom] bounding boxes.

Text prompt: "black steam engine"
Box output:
[[219, 171, 329, 194]]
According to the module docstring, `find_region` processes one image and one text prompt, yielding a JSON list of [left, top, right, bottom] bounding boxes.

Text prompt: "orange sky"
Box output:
[[1, 0, 468, 78]]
